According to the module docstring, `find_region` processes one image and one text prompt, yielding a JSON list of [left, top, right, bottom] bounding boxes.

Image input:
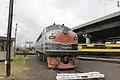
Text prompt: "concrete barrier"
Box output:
[[77, 57, 120, 64]]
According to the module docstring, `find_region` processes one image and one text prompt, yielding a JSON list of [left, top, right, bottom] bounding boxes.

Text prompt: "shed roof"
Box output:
[[72, 11, 120, 31], [0, 36, 15, 41]]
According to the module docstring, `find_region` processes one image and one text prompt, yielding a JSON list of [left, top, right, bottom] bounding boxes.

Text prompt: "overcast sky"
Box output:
[[0, 0, 120, 47]]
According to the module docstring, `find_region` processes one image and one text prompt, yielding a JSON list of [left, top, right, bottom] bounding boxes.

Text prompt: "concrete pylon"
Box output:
[[83, 34, 90, 44], [86, 37, 90, 44]]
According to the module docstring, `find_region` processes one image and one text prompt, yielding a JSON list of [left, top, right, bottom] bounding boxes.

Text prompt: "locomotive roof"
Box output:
[[46, 24, 64, 28], [46, 24, 70, 32]]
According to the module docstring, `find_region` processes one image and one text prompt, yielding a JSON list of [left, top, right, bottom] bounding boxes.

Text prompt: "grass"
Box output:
[[0, 55, 27, 77], [12, 55, 26, 65], [11, 55, 27, 76], [0, 62, 5, 75]]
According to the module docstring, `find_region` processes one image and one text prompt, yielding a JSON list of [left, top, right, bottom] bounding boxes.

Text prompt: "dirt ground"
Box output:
[[14, 55, 56, 80], [1, 55, 120, 80], [15, 55, 120, 80]]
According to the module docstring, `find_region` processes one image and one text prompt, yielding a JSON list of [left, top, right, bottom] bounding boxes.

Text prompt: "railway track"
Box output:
[[53, 68, 83, 73]]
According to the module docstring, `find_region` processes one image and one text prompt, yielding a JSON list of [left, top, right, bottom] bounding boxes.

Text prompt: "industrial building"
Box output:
[[0, 36, 15, 51]]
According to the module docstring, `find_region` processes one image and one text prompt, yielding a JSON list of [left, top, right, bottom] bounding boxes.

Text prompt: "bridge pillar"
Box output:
[[83, 34, 90, 44], [86, 37, 90, 44]]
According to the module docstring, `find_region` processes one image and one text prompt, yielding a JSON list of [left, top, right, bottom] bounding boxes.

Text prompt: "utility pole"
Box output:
[[6, 0, 14, 77], [14, 23, 18, 55], [117, 0, 120, 10]]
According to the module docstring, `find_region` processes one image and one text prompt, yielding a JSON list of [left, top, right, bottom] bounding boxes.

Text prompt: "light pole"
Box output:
[[6, 0, 14, 77], [116, 0, 120, 10], [98, 0, 120, 15]]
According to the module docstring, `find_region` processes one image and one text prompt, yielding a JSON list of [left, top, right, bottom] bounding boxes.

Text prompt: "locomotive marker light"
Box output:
[[49, 36, 56, 39]]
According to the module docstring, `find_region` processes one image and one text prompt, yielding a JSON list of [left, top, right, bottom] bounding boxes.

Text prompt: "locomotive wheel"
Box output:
[[43, 54, 46, 62], [38, 53, 39, 57], [41, 54, 43, 61], [40, 53, 42, 60], [38, 53, 42, 61], [43, 54, 45, 62], [44, 55, 47, 62], [39, 53, 41, 60], [36, 52, 38, 56]]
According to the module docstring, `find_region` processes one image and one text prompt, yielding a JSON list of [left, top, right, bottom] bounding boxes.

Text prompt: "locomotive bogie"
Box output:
[[47, 56, 76, 69]]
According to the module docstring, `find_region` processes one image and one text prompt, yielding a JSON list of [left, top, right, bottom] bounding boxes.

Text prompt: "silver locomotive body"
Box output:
[[35, 24, 78, 69]]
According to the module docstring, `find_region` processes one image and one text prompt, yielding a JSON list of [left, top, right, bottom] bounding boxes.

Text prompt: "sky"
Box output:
[[0, 0, 120, 47]]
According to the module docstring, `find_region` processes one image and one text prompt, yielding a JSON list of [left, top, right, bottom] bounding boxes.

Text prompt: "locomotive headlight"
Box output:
[[62, 28, 69, 34], [74, 35, 77, 40]]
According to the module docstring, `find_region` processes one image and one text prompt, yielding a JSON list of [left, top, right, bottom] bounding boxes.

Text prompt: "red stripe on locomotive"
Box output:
[[53, 32, 76, 43]]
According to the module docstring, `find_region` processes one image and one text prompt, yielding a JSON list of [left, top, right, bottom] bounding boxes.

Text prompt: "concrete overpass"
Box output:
[[72, 11, 120, 43]]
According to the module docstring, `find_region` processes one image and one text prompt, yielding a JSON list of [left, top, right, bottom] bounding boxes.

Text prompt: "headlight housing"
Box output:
[[62, 28, 69, 34]]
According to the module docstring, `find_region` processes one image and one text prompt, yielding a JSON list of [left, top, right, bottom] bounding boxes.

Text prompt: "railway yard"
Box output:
[[0, 55, 118, 80], [1, 1, 120, 80]]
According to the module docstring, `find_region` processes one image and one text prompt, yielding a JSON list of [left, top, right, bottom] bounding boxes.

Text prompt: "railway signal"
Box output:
[[6, 0, 14, 77]]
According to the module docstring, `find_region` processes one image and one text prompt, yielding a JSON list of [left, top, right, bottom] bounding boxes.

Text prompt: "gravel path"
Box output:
[[9, 55, 120, 80], [15, 55, 56, 80]]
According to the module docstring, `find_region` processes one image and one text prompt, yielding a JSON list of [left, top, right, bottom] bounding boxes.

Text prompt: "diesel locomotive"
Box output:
[[35, 23, 78, 69]]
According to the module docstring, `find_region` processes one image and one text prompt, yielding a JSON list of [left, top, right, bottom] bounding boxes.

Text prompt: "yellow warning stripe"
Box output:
[[78, 44, 120, 47], [86, 44, 94, 47], [78, 44, 120, 52], [105, 44, 120, 47], [78, 49, 120, 52]]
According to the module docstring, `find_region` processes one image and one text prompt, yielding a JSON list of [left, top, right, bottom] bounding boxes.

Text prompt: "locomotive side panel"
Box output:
[[35, 29, 46, 53]]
